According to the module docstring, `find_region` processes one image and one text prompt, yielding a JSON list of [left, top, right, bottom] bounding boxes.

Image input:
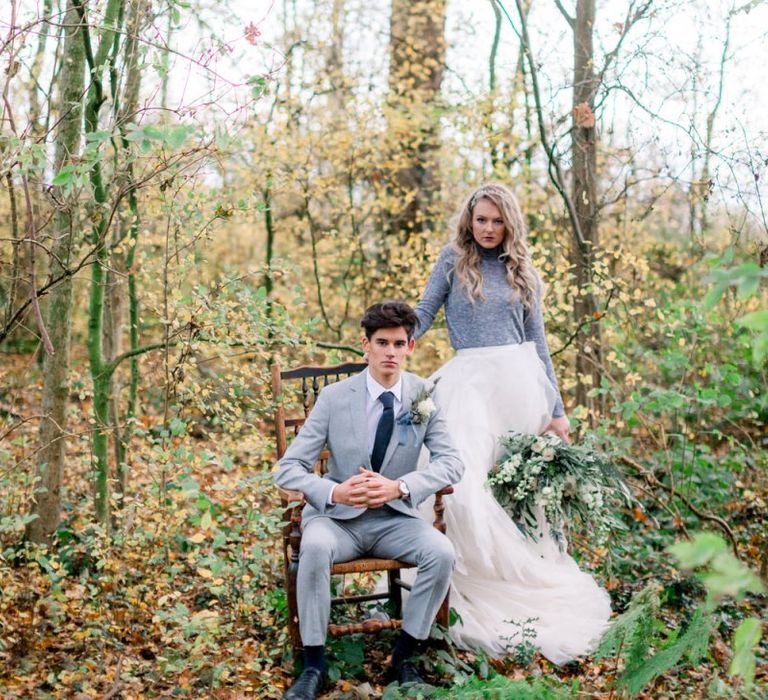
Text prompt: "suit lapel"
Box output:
[[380, 372, 413, 474], [347, 369, 371, 470]]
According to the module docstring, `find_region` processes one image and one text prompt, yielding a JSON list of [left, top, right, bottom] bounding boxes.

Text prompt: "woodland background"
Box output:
[[0, 0, 766, 697]]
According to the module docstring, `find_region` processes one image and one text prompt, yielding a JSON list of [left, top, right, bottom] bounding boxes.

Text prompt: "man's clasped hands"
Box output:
[[332, 467, 401, 508]]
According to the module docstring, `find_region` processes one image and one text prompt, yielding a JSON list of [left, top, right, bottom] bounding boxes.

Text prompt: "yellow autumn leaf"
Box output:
[[197, 567, 213, 579]]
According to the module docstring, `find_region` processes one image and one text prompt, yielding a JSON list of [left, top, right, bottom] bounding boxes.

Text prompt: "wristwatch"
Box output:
[[398, 480, 410, 500]]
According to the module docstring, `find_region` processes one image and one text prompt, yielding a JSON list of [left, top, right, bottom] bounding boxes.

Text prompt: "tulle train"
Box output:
[[419, 343, 611, 664]]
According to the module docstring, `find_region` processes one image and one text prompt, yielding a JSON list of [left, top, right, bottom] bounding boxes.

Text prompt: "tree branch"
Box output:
[[553, 0, 575, 28], [1, 0, 54, 354], [507, 0, 588, 250], [596, 0, 653, 88], [551, 287, 615, 356], [621, 455, 740, 557], [104, 341, 175, 378], [0, 249, 97, 345], [316, 341, 364, 357]]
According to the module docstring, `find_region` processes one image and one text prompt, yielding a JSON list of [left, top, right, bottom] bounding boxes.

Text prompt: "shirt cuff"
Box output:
[[327, 484, 336, 505]]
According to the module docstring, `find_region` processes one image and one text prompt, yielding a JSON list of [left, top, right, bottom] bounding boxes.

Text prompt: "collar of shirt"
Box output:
[[365, 370, 403, 405]]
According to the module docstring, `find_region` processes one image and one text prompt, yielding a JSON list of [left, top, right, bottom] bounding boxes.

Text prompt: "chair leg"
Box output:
[[436, 589, 450, 629], [285, 505, 304, 664], [388, 568, 403, 618], [287, 562, 302, 662]]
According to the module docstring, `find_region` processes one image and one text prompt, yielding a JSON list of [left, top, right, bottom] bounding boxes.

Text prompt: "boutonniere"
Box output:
[[396, 378, 440, 445]]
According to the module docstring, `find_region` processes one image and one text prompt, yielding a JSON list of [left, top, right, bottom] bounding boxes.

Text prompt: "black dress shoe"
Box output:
[[283, 667, 327, 699], [388, 660, 429, 687]]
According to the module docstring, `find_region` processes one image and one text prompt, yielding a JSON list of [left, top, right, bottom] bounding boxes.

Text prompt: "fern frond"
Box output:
[[595, 585, 661, 660], [619, 606, 714, 695]]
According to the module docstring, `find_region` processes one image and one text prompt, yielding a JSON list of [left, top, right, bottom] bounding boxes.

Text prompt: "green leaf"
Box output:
[[701, 551, 765, 600], [124, 125, 144, 142], [727, 261, 762, 278], [85, 130, 113, 143], [736, 275, 760, 299], [52, 165, 75, 186], [702, 282, 728, 309], [125, 124, 164, 146], [165, 124, 195, 150], [143, 125, 164, 141], [752, 332, 768, 365], [247, 74, 268, 99], [668, 532, 726, 567], [728, 617, 763, 686], [671, 534, 764, 603], [169, 417, 187, 436], [737, 309, 768, 332]]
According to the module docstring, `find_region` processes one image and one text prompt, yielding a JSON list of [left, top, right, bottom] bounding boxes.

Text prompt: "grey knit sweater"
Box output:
[[414, 244, 565, 418]]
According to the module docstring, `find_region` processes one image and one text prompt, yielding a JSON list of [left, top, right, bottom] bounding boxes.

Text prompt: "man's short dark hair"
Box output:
[[360, 301, 420, 339]]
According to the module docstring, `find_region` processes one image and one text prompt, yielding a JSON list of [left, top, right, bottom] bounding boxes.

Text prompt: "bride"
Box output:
[[411, 182, 611, 664]]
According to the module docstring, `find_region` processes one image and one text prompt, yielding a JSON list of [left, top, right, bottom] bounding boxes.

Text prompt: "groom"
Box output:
[[275, 301, 464, 699]]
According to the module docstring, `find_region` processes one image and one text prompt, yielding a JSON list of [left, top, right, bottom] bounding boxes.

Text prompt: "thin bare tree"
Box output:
[[26, 0, 86, 544]]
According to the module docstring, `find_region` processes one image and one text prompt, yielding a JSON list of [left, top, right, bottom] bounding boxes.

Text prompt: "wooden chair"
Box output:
[[271, 361, 453, 659]]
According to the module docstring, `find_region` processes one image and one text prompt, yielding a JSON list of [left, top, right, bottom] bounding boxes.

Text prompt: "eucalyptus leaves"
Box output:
[[488, 432, 631, 550]]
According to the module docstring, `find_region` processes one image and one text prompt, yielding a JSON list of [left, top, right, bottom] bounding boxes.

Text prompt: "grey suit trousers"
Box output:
[[298, 506, 455, 646]]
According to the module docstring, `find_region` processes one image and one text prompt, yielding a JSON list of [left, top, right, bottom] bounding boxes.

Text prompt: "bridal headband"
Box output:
[[470, 187, 494, 209]]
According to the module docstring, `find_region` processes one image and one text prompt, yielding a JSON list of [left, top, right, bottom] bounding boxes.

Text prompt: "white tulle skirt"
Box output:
[[420, 343, 612, 664]]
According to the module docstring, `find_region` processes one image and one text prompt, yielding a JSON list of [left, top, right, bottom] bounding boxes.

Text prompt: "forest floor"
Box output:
[[0, 353, 766, 699]]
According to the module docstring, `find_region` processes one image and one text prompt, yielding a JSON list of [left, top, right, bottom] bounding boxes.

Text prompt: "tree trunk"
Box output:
[[385, 0, 446, 244], [110, 0, 146, 507], [76, 0, 124, 526], [326, 0, 346, 115], [571, 0, 602, 417], [26, 0, 86, 544], [486, 0, 502, 172], [697, 11, 731, 244]]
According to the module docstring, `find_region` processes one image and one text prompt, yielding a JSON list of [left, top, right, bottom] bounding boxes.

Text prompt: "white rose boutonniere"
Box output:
[[396, 378, 440, 445], [411, 396, 437, 425]]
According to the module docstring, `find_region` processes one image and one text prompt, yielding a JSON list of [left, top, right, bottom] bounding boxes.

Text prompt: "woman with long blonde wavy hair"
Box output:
[[410, 182, 611, 664], [451, 182, 539, 311]]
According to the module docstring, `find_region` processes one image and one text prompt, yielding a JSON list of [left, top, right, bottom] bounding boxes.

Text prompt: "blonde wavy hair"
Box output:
[[451, 182, 539, 309]]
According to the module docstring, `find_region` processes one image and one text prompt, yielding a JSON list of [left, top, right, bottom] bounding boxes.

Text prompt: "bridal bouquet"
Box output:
[[488, 432, 631, 549]]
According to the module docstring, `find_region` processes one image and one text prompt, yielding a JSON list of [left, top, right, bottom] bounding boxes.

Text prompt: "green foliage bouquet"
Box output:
[[488, 432, 631, 550]]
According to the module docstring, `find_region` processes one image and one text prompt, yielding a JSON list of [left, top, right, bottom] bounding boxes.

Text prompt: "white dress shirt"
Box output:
[[328, 370, 403, 504]]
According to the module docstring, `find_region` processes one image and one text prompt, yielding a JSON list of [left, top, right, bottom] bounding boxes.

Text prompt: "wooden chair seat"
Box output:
[[332, 558, 412, 575], [272, 361, 452, 659]]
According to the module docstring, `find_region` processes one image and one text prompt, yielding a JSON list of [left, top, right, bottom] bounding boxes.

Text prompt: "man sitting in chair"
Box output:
[[275, 301, 464, 699]]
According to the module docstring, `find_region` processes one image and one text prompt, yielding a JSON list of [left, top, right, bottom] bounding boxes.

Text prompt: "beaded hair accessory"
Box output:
[[469, 188, 492, 210]]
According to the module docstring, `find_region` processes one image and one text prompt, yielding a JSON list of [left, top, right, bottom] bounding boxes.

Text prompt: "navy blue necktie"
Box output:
[[371, 391, 395, 472]]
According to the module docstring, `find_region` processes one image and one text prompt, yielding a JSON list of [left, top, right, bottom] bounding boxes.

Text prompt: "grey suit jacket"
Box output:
[[274, 369, 464, 526]]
